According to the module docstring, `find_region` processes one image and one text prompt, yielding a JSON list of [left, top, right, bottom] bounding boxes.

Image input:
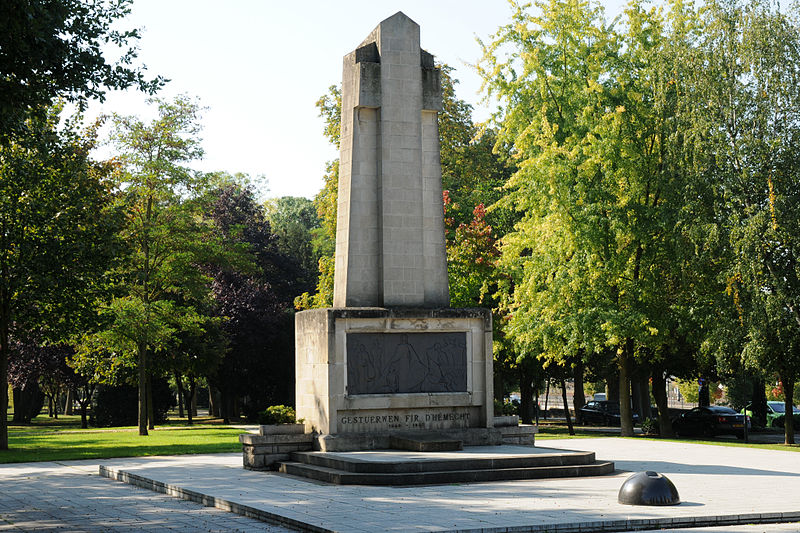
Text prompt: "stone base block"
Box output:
[[295, 307, 494, 437], [259, 424, 305, 436], [240, 432, 314, 470], [314, 427, 505, 452], [498, 424, 537, 446], [494, 415, 520, 427]]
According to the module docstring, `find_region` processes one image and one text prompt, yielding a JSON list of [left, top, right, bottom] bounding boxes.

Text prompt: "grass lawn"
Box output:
[[2, 414, 245, 463]]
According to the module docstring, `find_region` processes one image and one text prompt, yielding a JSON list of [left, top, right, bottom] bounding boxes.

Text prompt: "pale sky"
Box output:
[[89, 0, 626, 200]]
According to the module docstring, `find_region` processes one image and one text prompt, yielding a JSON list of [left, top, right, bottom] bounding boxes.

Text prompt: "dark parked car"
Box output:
[[579, 401, 639, 426], [672, 406, 750, 438]]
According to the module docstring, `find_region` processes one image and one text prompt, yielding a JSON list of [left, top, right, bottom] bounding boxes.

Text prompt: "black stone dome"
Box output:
[[618, 471, 680, 506]]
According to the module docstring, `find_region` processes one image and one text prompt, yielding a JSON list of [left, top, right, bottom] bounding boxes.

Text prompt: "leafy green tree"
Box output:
[[204, 184, 297, 421], [0, 0, 163, 138], [678, 0, 800, 444], [264, 196, 321, 295], [78, 96, 217, 436], [295, 87, 340, 310], [479, 0, 717, 435], [0, 107, 117, 449]]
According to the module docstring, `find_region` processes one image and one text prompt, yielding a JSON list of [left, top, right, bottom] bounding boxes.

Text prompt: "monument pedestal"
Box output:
[[295, 307, 494, 451]]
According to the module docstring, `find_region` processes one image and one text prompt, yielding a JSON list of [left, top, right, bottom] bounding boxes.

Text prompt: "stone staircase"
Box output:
[[278, 447, 614, 486]]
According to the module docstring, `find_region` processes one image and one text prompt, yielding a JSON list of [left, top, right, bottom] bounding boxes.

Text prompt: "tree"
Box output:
[[0, 0, 162, 138], [478, 0, 716, 435], [79, 96, 215, 436], [264, 196, 321, 296], [0, 106, 117, 448], [204, 184, 297, 421], [295, 87, 340, 310], [8, 338, 87, 421], [682, 0, 800, 444]]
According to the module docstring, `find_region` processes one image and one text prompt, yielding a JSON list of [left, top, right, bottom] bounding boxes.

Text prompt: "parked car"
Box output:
[[741, 401, 800, 428], [767, 401, 800, 428], [579, 401, 639, 426], [672, 406, 750, 438]]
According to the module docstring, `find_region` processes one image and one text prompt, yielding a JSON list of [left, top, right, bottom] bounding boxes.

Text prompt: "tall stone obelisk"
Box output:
[[334, 11, 449, 308], [295, 13, 494, 451]]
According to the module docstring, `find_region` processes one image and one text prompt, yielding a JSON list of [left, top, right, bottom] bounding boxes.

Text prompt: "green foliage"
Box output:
[[477, 0, 731, 434], [0, 0, 163, 137], [264, 196, 321, 294], [257, 405, 300, 425], [674, 378, 699, 405], [640, 417, 659, 435], [295, 91, 341, 310], [0, 105, 118, 449], [494, 398, 519, 416], [315, 85, 341, 149], [75, 96, 222, 435], [446, 201, 501, 308]]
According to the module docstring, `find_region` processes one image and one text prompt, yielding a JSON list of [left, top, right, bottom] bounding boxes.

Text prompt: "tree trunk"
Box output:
[[187, 377, 195, 426], [220, 388, 230, 424], [560, 378, 574, 436], [494, 372, 505, 406], [606, 371, 620, 402], [519, 365, 534, 424], [12, 385, 42, 423], [572, 361, 585, 425], [174, 371, 185, 419], [751, 377, 768, 428], [543, 378, 550, 420], [208, 385, 218, 418], [1, 285, 9, 450], [64, 388, 73, 416], [147, 374, 154, 430], [79, 401, 89, 429], [137, 342, 148, 436], [619, 341, 634, 437], [638, 372, 651, 420], [652, 369, 673, 437], [781, 373, 795, 445], [191, 385, 197, 417], [12, 387, 22, 423], [699, 381, 710, 407]]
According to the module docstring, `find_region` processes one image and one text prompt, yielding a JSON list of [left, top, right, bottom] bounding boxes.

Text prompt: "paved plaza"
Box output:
[[2, 437, 800, 532]]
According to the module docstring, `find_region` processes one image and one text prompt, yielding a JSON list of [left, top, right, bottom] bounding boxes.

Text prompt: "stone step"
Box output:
[[388, 433, 463, 452], [278, 460, 616, 486], [290, 449, 599, 474]]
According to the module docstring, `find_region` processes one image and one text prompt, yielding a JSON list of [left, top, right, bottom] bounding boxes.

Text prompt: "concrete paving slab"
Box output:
[[0, 458, 293, 532], [94, 438, 800, 532]]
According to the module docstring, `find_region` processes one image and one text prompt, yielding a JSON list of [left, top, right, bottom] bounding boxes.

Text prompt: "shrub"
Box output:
[[641, 417, 660, 435], [11, 385, 45, 423], [493, 398, 520, 416], [258, 405, 300, 425]]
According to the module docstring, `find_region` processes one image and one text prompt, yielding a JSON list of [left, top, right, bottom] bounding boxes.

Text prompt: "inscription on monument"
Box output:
[[339, 411, 470, 430], [346, 332, 467, 395]]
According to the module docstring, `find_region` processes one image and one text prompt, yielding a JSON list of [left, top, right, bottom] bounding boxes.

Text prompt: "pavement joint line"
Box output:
[[99, 463, 800, 533]]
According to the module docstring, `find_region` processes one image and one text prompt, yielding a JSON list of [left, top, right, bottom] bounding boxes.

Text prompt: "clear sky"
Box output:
[[89, 0, 625, 200]]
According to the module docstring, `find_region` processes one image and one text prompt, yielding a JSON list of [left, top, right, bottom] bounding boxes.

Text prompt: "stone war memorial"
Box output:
[[242, 12, 612, 483], [295, 11, 498, 450]]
